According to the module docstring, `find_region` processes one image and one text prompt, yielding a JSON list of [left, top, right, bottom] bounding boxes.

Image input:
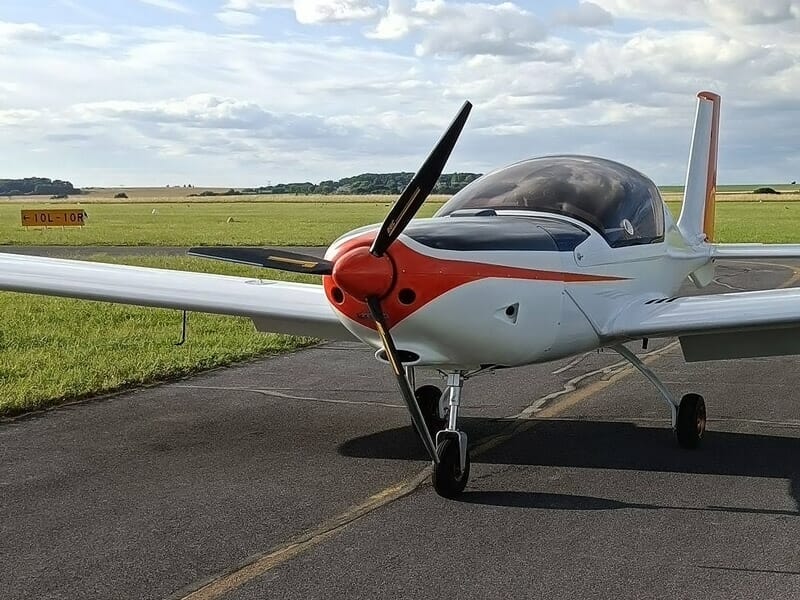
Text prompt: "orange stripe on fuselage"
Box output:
[[323, 234, 626, 330]]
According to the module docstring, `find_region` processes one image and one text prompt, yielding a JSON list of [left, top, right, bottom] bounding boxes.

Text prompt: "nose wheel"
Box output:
[[433, 436, 470, 498], [412, 385, 448, 438]]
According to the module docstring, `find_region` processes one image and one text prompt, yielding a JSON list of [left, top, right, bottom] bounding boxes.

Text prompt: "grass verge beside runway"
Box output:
[[3, 197, 800, 246], [0, 257, 319, 418], [0, 201, 444, 246]]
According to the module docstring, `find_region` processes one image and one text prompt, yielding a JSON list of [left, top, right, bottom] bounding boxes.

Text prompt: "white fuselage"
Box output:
[[324, 205, 711, 370]]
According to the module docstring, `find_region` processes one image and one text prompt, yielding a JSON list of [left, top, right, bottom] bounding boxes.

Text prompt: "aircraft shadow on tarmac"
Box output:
[[338, 418, 800, 513]]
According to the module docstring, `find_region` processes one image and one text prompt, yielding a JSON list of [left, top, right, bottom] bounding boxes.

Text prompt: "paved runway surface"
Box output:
[[2, 260, 800, 599]]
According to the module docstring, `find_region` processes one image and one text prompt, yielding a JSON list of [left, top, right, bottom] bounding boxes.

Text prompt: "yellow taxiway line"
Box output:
[[170, 342, 680, 600], [173, 258, 800, 599]]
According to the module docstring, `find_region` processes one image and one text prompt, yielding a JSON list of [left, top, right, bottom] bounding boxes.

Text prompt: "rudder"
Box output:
[[677, 91, 720, 244]]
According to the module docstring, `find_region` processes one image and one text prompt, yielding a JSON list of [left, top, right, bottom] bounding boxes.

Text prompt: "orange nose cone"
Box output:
[[332, 246, 395, 300]]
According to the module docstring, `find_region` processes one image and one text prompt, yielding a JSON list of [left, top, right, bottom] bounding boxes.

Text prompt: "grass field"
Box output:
[[0, 201, 445, 246], [3, 197, 800, 246], [0, 257, 318, 418], [4, 194, 800, 417], [2, 188, 453, 204]]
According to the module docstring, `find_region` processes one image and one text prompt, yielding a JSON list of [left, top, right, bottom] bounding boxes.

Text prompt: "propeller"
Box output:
[[366, 296, 439, 462], [188, 247, 333, 275], [370, 101, 472, 256], [190, 101, 473, 463]]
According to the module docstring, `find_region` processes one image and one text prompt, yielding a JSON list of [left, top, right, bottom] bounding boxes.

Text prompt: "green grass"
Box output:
[[0, 201, 445, 246], [4, 198, 800, 247], [660, 184, 800, 194], [665, 201, 800, 243], [4, 199, 800, 417], [0, 256, 320, 418]]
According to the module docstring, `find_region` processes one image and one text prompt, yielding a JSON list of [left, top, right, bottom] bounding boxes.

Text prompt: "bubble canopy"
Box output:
[[435, 155, 666, 247]]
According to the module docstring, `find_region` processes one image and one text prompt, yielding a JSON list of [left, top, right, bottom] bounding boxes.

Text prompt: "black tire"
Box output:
[[432, 438, 470, 498], [414, 385, 447, 435], [676, 393, 706, 449]]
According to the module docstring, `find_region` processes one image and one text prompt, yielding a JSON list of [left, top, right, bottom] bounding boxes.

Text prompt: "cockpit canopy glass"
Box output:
[[435, 155, 665, 247]]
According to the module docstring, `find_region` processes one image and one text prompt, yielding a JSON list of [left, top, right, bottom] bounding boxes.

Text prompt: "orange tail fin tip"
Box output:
[[698, 91, 720, 242]]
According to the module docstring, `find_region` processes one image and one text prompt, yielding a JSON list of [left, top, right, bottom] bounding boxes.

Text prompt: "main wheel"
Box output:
[[676, 393, 706, 449], [432, 438, 470, 498], [413, 385, 447, 436]]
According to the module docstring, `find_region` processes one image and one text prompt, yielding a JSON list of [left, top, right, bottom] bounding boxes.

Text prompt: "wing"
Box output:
[[602, 288, 800, 362], [0, 252, 356, 341]]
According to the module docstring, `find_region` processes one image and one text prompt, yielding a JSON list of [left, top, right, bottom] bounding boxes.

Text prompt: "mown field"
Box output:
[[2, 188, 453, 204], [0, 202, 444, 246], [3, 193, 800, 417], [0, 257, 318, 417], [3, 194, 800, 246]]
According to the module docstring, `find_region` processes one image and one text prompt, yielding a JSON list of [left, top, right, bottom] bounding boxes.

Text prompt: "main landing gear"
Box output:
[[407, 369, 471, 498], [612, 345, 706, 448]]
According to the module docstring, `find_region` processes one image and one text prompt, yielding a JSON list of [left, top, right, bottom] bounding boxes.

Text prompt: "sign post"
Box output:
[[21, 209, 87, 227]]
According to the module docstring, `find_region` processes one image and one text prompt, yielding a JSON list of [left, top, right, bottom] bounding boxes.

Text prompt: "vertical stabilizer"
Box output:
[[678, 91, 720, 244]]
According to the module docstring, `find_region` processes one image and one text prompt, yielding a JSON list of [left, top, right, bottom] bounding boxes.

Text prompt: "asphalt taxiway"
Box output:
[[1, 259, 799, 599]]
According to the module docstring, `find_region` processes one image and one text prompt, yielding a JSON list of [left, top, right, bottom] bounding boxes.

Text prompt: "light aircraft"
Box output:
[[4, 91, 800, 498]]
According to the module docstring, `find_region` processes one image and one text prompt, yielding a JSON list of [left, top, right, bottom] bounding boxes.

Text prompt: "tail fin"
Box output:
[[677, 91, 720, 244]]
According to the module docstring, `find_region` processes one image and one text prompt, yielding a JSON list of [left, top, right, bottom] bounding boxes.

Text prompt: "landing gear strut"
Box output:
[[613, 345, 706, 448], [432, 372, 470, 498]]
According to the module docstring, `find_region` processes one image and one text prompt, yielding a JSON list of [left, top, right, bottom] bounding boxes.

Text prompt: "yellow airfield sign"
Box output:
[[21, 209, 87, 227]]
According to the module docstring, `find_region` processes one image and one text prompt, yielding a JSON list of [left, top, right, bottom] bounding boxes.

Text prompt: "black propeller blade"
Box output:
[[188, 101, 473, 464], [366, 296, 439, 463], [370, 100, 473, 257], [188, 247, 333, 275]]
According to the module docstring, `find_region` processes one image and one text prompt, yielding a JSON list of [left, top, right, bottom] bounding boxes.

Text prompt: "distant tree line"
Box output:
[[188, 172, 483, 197], [0, 177, 82, 196]]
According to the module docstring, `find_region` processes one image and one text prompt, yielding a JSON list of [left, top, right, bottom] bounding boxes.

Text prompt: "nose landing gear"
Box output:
[[432, 372, 470, 498], [406, 368, 472, 498]]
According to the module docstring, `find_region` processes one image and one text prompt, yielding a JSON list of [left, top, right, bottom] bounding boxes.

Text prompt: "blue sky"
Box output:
[[1, 0, 799, 186]]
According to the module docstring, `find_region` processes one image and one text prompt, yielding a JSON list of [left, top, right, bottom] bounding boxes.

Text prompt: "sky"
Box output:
[[1, 0, 799, 186]]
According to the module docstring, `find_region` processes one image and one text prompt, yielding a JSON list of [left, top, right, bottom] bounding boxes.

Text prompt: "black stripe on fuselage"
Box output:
[[403, 216, 589, 252]]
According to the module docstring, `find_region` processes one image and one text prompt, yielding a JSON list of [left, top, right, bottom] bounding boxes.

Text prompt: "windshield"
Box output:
[[435, 155, 665, 247]]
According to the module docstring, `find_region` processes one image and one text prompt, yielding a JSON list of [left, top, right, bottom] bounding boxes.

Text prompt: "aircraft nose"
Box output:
[[331, 246, 395, 301]]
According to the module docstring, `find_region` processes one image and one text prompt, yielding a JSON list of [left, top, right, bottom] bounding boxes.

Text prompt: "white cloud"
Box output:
[[0, 21, 58, 43], [62, 31, 115, 48], [215, 10, 260, 26], [594, 0, 800, 25], [223, 0, 293, 8], [553, 1, 613, 28], [137, 0, 192, 14], [369, 1, 548, 58], [2, 4, 800, 185], [0, 109, 41, 125], [368, 0, 418, 39], [219, 0, 376, 23], [294, 0, 379, 23]]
